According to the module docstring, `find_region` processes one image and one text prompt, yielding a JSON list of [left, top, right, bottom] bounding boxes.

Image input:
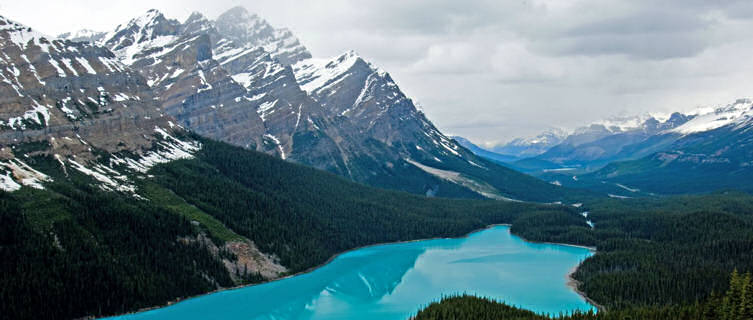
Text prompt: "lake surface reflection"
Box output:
[[109, 225, 594, 320]]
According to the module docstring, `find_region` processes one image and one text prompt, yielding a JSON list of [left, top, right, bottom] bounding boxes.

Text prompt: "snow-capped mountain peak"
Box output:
[[214, 6, 311, 65], [591, 114, 658, 133], [181, 11, 214, 35], [100, 9, 182, 64], [670, 98, 753, 134], [58, 29, 106, 43], [512, 128, 570, 146], [489, 128, 569, 158], [293, 50, 404, 121], [293, 50, 373, 94]]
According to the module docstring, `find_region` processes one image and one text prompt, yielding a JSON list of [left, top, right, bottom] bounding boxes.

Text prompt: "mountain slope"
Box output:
[[569, 99, 753, 195], [293, 50, 583, 201]]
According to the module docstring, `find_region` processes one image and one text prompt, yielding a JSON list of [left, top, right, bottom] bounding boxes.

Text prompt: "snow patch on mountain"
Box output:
[[0, 158, 52, 191], [294, 51, 366, 94], [68, 127, 200, 193], [263, 133, 285, 159], [0, 16, 49, 50], [100, 9, 181, 65], [670, 99, 753, 134]]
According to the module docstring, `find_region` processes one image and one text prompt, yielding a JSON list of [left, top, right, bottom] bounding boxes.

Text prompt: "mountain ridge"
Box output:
[[53, 7, 579, 202], [461, 97, 753, 195]]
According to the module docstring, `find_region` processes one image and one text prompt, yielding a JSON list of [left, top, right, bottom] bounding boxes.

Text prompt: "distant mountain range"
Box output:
[[490, 128, 570, 160], [460, 99, 753, 196]]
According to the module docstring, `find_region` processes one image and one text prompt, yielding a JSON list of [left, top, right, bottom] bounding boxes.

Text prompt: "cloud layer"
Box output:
[[4, 0, 753, 144]]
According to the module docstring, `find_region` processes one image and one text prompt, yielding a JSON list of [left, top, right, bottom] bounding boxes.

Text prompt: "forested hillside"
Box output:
[[0, 136, 583, 319], [513, 193, 753, 309], [412, 274, 752, 320]]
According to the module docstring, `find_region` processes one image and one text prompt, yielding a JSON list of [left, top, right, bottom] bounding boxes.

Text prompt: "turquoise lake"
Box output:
[[109, 225, 595, 320]]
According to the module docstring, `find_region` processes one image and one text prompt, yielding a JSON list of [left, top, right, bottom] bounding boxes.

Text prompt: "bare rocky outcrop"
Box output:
[[180, 233, 286, 283]]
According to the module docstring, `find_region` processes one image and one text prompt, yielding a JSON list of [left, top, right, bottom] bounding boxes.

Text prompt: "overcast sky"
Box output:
[[3, 0, 753, 146]]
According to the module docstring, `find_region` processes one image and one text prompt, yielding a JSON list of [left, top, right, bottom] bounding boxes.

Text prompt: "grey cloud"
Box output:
[[338, 0, 538, 35], [541, 33, 710, 60], [564, 11, 708, 36]]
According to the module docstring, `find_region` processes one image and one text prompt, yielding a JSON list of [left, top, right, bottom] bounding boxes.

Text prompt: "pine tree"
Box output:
[[739, 272, 753, 320]]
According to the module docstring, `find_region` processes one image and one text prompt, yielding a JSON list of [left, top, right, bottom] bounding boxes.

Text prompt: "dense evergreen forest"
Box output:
[[0, 181, 233, 319], [149, 137, 583, 271], [412, 270, 753, 320], [512, 193, 753, 310], [0, 136, 581, 319], [420, 192, 753, 319]]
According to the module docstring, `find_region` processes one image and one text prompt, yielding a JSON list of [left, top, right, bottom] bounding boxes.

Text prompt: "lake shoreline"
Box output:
[[566, 264, 605, 312], [98, 223, 596, 319]]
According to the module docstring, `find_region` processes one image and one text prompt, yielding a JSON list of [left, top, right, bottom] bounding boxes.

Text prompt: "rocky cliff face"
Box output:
[[294, 51, 479, 165], [0, 15, 198, 192], [215, 38, 365, 175], [115, 29, 268, 153]]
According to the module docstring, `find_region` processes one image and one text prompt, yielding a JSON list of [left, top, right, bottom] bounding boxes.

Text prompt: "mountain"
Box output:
[[453, 136, 519, 163], [214, 6, 311, 66], [99, 10, 270, 151], [576, 99, 753, 195], [0, 14, 199, 194], [58, 29, 106, 43], [465, 113, 694, 176], [59, 7, 580, 202], [529, 113, 693, 170], [291, 50, 587, 200], [0, 14, 290, 296], [96, 9, 361, 175], [463, 100, 753, 196], [490, 128, 569, 159]]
